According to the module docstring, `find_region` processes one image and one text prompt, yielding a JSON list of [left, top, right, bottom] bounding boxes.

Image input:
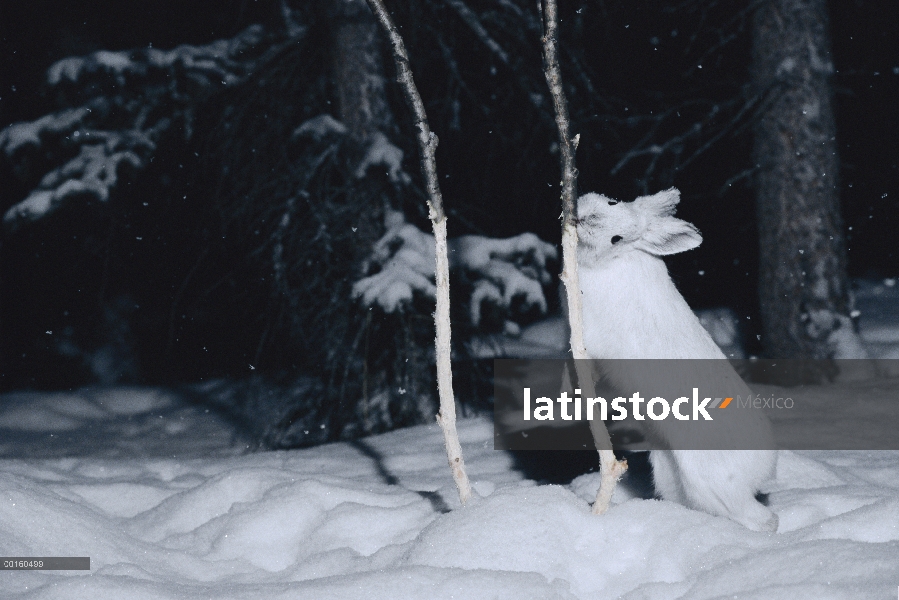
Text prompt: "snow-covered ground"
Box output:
[[1, 407, 897, 599], [1, 281, 898, 599]]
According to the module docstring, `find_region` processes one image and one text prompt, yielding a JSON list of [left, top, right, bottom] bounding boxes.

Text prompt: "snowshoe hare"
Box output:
[[576, 188, 778, 532]]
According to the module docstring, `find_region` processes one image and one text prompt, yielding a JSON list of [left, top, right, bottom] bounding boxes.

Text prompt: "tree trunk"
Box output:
[[750, 0, 858, 366], [329, 0, 394, 144]]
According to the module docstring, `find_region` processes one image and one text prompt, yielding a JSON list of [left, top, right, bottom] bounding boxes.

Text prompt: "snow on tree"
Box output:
[[353, 208, 556, 329], [0, 25, 272, 224]]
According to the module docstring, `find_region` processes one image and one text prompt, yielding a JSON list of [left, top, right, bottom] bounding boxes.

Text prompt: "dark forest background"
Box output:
[[0, 0, 896, 445]]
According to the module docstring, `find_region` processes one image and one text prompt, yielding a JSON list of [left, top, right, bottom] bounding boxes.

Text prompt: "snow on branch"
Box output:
[[0, 108, 91, 156], [453, 233, 555, 326], [293, 116, 410, 184], [353, 132, 411, 184], [6, 144, 143, 222], [46, 25, 268, 87], [352, 210, 437, 313], [1, 25, 277, 224], [352, 210, 557, 326], [292, 115, 349, 141]]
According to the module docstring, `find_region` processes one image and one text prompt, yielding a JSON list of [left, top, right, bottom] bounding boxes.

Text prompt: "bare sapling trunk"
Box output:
[[365, 0, 472, 505], [540, 0, 627, 514]]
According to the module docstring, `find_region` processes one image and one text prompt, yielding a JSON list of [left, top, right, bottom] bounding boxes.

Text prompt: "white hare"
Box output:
[[576, 187, 778, 532]]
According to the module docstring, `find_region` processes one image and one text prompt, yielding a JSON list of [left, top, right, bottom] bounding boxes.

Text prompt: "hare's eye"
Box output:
[[607, 200, 619, 206], [610, 235, 623, 245]]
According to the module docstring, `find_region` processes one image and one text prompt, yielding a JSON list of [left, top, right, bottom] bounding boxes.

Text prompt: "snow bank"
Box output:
[[0, 387, 246, 459], [1, 385, 898, 599]]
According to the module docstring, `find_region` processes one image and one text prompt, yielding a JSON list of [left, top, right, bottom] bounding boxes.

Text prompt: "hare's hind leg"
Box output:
[[649, 449, 686, 504], [674, 450, 778, 532]]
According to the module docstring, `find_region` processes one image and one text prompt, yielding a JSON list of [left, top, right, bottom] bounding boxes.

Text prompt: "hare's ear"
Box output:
[[635, 187, 680, 217], [576, 192, 607, 213], [635, 216, 702, 256]]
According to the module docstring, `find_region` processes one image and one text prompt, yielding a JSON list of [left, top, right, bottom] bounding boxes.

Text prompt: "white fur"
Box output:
[[576, 188, 778, 532]]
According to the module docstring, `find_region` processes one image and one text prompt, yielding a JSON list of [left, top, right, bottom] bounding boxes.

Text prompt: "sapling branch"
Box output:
[[540, 0, 627, 515], [365, 0, 473, 506], [444, 0, 511, 66]]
